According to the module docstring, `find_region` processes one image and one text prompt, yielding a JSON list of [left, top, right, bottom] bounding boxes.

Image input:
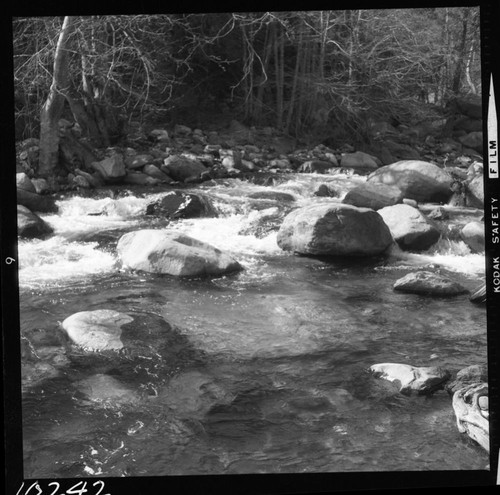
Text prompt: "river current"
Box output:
[[18, 172, 488, 477]]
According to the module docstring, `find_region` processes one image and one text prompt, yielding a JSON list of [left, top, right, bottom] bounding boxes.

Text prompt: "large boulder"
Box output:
[[117, 230, 243, 277], [146, 191, 218, 219], [458, 132, 483, 153], [465, 175, 484, 208], [370, 363, 451, 395], [17, 188, 58, 213], [378, 204, 440, 251], [342, 182, 404, 210], [17, 205, 53, 239], [367, 160, 453, 203], [91, 154, 127, 181], [61, 309, 133, 351], [460, 221, 484, 252], [393, 271, 469, 296], [276, 203, 394, 256], [161, 155, 207, 182], [452, 383, 489, 452]]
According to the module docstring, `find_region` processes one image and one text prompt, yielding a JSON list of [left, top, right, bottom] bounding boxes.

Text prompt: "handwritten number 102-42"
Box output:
[[17, 481, 109, 495]]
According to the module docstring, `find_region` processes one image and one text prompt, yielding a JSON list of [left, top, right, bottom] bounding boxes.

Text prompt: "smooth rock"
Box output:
[[143, 164, 173, 182], [393, 271, 468, 296], [452, 383, 489, 452], [367, 160, 453, 203], [77, 374, 140, 407], [248, 190, 295, 202], [117, 230, 243, 277], [17, 205, 53, 239], [277, 203, 393, 256], [61, 309, 133, 351], [370, 363, 451, 395], [123, 172, 160, 186], [460, 221, 484, 252], [340, 151, 379, 170], [162, 155, 207, 182], [342, 182, 404, 210], [378, 204, 440, 251], [465, 175, 484, 208]]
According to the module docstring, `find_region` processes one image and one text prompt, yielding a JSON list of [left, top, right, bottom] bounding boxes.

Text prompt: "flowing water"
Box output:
[[18, 172, 488, 477]]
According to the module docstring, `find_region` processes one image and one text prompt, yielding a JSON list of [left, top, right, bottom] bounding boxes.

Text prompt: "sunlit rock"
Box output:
[[367, 160, 453, 203], [393, 271, 468, 296], [460, 221, 484, 252], [342, 182, 404, 210], [370, 363, 450, 395], [91, 154, 127, 181], [161, 155, 207, 182], [378, 204, 440, 251], [277, 203, 393, 256], [117, 230, 242, 277], [16, 172, 36, 193], [61, 309, 133, 351], [452, 383, 489, 452]]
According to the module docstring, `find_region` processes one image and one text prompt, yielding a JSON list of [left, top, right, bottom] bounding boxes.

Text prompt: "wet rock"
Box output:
[[460, 221, 484, 252], [378, 204, 440, 251], [77, 374, 141, 407], [117, 230, 243, 277], [146, 191, 218, 219], [17, 205, 53, 239], [277, 203, 393, 257], [61, 309, 134, 351], [248, 190, 295, 202], [426, 206, 449, 221], [314, 183, 339, 197], [17, 188, 58, 213], [298, 160, 336, 173], [161, 155, 207, 182], [469, 283, 487, 304], [340, 151, 379, 171], [393, 271, 468, 296], [445, 364, 488, 395], [452, 383, 489, 452], [370, 363, 451, 395], [157, 370, 233, 419], [367, 160, 453, 203], [342, 182, 403, 210], [16, 172, 36, 193]]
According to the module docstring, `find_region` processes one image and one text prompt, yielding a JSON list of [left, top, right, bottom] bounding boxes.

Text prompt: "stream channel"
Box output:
[[18, 171, 488, 477]]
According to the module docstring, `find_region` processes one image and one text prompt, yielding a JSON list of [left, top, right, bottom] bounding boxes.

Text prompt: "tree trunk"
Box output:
[[38, 16, 76, 178]]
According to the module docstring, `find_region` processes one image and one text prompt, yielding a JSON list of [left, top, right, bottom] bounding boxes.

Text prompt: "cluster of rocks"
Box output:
[[369, 362, 489, 452]]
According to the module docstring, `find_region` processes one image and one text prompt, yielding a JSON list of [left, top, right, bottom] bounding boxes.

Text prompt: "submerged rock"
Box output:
[[117, 230, 243, 277], [17, 205, 53, 239], [452, 383, 489, 452], [248, 190, 295, 202], [61, 309, 133, 351], [370, 363, 450, 395], [342, 182, 403, 210], [378, 204, 440, 251], [277, 203, 393, 256], [367, 160, 453, 203], [393, 271, 468, 296], [77, 374, 141, 408]]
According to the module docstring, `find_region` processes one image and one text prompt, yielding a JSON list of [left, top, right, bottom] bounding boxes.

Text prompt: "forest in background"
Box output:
[[12, 9, 481, 156]]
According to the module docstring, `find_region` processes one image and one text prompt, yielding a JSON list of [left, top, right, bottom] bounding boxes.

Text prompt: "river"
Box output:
[[18, 171, 488, 477]]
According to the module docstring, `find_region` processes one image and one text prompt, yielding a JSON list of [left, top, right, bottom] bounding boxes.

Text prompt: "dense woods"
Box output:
[[13, 9, 481, 175]]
